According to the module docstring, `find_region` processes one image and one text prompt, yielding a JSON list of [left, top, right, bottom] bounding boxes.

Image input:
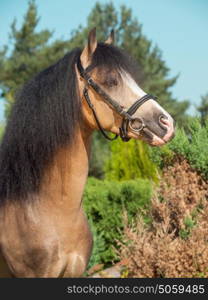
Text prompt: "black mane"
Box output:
[[0, 43, 140, 204]]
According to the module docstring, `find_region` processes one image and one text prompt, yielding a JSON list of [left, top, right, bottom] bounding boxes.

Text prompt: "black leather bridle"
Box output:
[[77, 56, 157, 142]]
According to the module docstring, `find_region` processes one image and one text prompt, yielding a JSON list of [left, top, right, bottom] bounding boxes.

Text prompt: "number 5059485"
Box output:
[[158, 284, 205, 294]]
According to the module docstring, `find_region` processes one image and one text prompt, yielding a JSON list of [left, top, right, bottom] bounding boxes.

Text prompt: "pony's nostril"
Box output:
[[159, 114, 167, 122], [159, 115, 169, 127]]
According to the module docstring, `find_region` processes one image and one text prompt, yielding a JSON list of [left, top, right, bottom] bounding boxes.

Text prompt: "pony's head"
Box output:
[[77, 28, 175, 146]]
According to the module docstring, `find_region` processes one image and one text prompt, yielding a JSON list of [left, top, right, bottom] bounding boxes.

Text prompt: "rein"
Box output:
[[77, 57, 157, 142]]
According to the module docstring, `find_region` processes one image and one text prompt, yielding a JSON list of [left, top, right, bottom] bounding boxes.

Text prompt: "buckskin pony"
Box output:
[[0, 29, 174, 277]]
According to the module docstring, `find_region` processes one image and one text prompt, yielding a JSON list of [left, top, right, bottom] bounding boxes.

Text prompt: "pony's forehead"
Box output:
[[93, 66, 139, 86], [90, 43, 140, 79]]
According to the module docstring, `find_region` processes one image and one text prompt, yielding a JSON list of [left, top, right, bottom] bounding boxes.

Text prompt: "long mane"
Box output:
[[0, 43, 140, 204], [0, 48, 82, 204]]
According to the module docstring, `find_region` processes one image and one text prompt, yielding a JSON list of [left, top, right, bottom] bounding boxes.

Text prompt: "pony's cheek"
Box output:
[[84, 97, 115, 129], [81, 100, 114, 131], [96, 102, 115, 130], [81, 104, 97, 130]]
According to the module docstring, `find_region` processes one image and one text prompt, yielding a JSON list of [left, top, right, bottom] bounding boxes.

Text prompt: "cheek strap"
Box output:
[[83, 87, 118, 141]]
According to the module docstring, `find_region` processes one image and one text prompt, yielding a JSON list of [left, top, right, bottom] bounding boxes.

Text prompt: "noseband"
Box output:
[[77, 57, 157, 142]]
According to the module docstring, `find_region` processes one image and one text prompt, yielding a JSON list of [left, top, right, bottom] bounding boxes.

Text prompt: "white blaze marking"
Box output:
[[121, 71, 146, 98], [153, 100, 172, 120], [121, 71, 171, 120]]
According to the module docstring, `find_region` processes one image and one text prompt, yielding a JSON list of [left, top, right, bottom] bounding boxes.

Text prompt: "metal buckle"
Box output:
[[87, 78, 93, 85], [129, 117, 145, 133]]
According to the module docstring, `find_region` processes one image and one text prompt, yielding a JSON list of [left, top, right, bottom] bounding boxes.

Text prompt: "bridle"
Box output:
[[77, 56, 157, 142]]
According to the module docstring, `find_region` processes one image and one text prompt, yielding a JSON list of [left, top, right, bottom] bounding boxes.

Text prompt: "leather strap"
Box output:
[[119, 94, 157, 141], [83, 88, 118, 141]]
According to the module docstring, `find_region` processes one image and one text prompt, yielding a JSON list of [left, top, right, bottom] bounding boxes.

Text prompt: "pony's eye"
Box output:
[[103, 77, 118, 88]]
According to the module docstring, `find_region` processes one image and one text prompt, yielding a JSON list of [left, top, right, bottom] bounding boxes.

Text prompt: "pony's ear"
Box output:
[[105, 29, 115, 45], [80, 28, 97, 68]]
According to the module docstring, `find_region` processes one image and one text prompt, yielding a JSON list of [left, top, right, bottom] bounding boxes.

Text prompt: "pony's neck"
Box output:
[[40, 126, 92, 210]]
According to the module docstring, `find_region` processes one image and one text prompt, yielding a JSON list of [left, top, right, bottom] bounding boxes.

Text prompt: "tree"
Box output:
[[197, 93, 208, 125], [0, 0, 70, 117]]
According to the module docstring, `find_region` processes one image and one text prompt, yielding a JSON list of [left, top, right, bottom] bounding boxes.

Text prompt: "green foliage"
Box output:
[[83, 177, 152, 265], [149, 144, 174, 169], [105, 138, 159, 182], [169, 119, 208, 179], [150, 118, 208, 179], [87, 218, 106, 268], [89, 132, 110, 178], [179, 216, 196, 240]]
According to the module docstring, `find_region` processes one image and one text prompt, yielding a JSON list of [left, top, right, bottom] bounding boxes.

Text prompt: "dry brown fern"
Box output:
[[119, 157, 208, 278]]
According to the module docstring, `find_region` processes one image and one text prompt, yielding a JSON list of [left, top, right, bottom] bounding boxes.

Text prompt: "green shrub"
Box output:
[[105, 138, 159, 183], [89, 131, 110, 178], [179, 216, 196, 240], [171, 119, 208, 179], [150, 118, 208, 179], [149, 144, 174, 169], [87, 217, 106, 268], [83, 177, 152, 266]]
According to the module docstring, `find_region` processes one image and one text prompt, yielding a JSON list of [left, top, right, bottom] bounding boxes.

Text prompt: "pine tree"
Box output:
[[197, 93, 208, 125], [105, 139, 159, 182], [0, 0, 70, 117]]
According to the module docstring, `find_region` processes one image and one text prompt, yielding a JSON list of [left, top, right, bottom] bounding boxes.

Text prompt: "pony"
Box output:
[[0, 28, 174, 277]]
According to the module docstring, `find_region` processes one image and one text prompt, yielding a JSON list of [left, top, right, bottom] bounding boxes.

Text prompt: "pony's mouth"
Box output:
[[142, 116, 175, 146], [150, 134, 166, 146], [128, 125, 175, 146]]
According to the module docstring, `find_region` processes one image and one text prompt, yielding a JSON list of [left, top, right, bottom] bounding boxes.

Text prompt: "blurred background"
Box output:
[[0, 0, 208, 277]]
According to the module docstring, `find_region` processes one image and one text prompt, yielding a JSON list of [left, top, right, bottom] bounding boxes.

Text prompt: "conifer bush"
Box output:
[[150, 118, 208, 179], [105, 139, 159, 182]]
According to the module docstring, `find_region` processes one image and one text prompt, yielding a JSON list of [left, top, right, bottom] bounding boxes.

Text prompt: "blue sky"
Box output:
[[0, 0, 208, 121]]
